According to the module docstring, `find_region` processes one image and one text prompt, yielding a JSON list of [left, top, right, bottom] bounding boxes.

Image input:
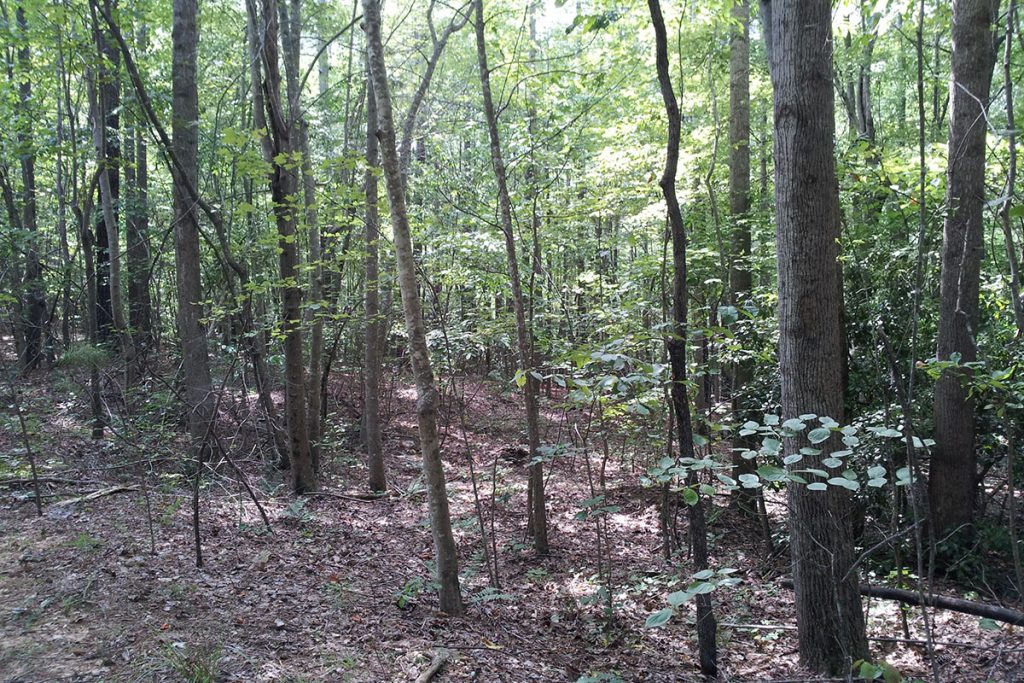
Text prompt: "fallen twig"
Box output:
[[414, 649, 450, 683], [306, 490, 390, 503], [50, 485, 139, 508]]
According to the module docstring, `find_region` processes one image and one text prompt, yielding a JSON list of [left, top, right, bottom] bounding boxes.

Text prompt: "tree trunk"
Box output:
[[254, 0, 316, 494], [727, 0, 756, 512], [124, 25, 154, 381], [90, 0, 124, 348], [245, 3, 291, 466], [172, 0, 216, 452], [761, 0, 869, 674], [364, 61, 386, 493], [930, 0, 1000, 535], [14, 6, 45, 372], [473, 0, 548, 555], [362, 0, 463, 615], [648, 0, 716, 675]]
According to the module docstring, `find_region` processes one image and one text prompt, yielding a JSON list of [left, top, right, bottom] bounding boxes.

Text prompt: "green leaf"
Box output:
[[645, 608, 674, 628], [692, 569, 715, 580], [667, 591, 690, 607], [782, 418, 806, 432], [738, 473, 761, 488], [979, 617, 1001, 631], [808, 427, 831, 444], [757, 465, 787, 482], [783, 453, 803, 465], [807, 482, 828, 491], [681, 488, 699, 506]]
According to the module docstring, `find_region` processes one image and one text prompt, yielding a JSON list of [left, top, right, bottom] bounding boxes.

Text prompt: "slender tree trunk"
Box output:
[[761, 0, 868, 673], [362, 0, 463, 615], [727, 0, 757, 513], [364, 59, 386, 493], [648, 0, 716, 675], [473, 0, 548, 555], [172, 0, 216, 453], [246, 2, 291, 466], [15, 6, 45, 372], [89, 0, 124, 348], [254, 0, 316, 494], [124, 25, 154, 381], [931, 0, 1000, 535]]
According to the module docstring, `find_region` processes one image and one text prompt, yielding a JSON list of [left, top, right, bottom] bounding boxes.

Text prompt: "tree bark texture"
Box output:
[[364, 63, 386, 493], [931, 0, 1000, 535], [762, 0, 869, 673], [172, 0, 216, 450]]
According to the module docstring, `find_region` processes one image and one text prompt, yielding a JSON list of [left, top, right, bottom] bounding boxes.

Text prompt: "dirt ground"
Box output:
[[2, 370, 1022, 682]]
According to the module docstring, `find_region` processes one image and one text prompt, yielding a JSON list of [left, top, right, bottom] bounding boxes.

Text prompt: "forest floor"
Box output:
[[1, 365, 1022, 682]]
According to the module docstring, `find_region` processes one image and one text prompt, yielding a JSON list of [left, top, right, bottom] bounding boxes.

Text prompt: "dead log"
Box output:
[[780, 579, 1024, 626]]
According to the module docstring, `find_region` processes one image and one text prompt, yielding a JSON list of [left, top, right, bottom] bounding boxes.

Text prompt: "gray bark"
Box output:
[[931, 0, 1000, 534], [761, 0, 869, 673], [364, 59, 386, 493], [172, 0, 215, 452]]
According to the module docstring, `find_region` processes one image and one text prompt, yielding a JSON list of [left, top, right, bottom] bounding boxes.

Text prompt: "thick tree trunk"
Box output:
[[172, 0, 216, 452], [648, 0, 716, 675], [362, 0, 463, 615], [931, 0, 1000, 535], [364, 65, 386, 493], [474, 0, 548, 555], [762, 0, 869, 674], [255, 0, 316, 494]]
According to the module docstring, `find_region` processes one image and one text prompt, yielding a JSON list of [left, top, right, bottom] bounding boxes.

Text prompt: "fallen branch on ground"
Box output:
[[50, 485, 139, 508], [414, 649, 450, 683], [780, 579, 1024, 626]]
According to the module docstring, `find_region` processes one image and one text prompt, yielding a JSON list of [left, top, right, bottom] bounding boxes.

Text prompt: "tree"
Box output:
[[171, 0, 215, 455], [363, 58, 386, 493], [14, 4, 45, 372], [930, 0, 1000, 535], [473, 0, 548, 555], [251, 0, 316, 494], [761, 0, 869, 673], [649, 0, 716, 674], [124, 25, 154, 380], [727, 0, 756, 514], [362, 0, 463, 616]]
